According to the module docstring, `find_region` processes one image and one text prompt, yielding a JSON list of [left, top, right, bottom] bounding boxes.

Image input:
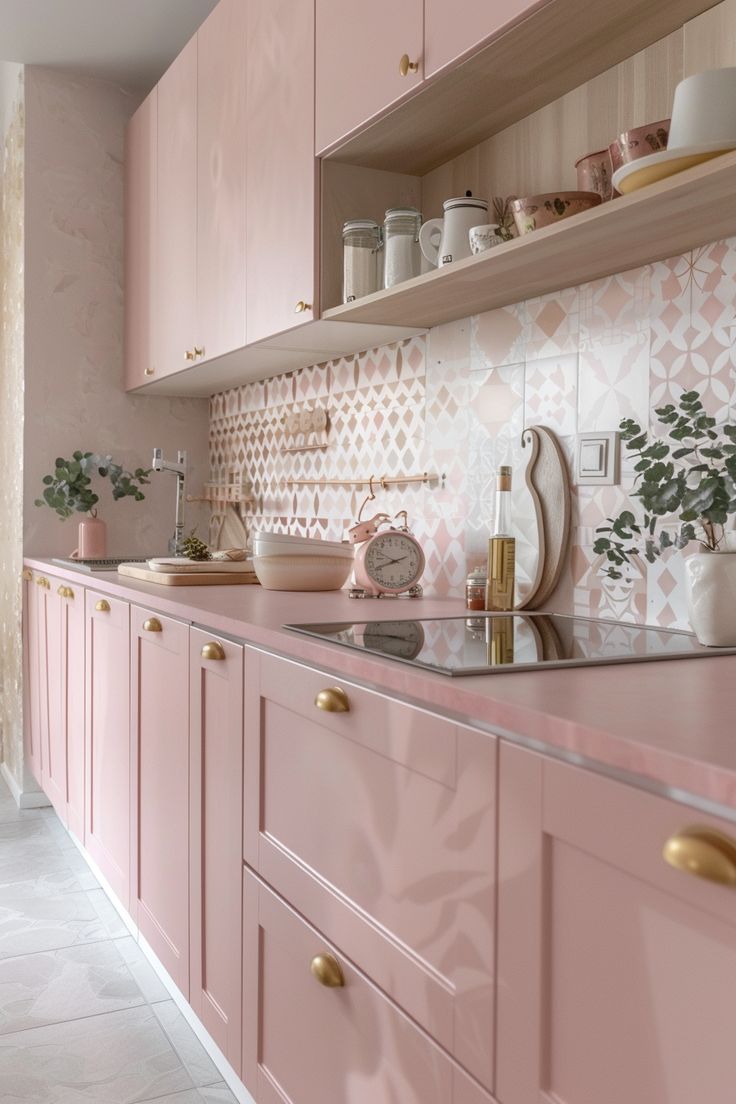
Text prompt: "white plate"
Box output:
[[147, 557, 253, 573], [612, 143, 735, 194]]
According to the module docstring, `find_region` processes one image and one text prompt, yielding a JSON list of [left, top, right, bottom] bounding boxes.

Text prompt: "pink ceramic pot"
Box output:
[[70, 515, 107, 560], [510, 191, 601, 236], [575, 149, 614, 201], [609, 118, 670, 172]]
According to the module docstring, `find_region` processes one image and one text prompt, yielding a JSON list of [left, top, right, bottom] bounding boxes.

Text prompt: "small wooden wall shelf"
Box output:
[[323, 153, 736, 330]]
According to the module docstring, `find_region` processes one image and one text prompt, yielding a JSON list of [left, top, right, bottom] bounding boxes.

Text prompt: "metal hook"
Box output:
[[357, 475, 378, 524]]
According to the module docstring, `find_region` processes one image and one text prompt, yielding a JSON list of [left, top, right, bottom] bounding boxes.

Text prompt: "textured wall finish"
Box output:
[[210, 237, 736, 631], [23, 68, 209, 560], [0, 65, 25, 787]]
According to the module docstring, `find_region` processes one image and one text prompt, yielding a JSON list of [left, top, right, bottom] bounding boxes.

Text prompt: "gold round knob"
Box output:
[[294, 300, 312, 314], [144, 367, 155, 376], [95, 599, 111, 612], [35, 577, 44, 587], [663, 825, 736, 887], [22, 569, 32, 582], [310, 953, 345, 988], [314, 687, 350, 713], [399, 53, 419, 77], [193, 345, 205, 358], [143, 617, 163, 633], [37, 577, 49, 589], [201, 641, 226, 661], [65, 587, 75, 599], [185, 349, 196, 361]]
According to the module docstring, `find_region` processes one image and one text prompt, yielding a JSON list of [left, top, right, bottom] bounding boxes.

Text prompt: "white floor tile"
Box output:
[[152, 1002, 221, 1088], [0, 887, 127, 960]]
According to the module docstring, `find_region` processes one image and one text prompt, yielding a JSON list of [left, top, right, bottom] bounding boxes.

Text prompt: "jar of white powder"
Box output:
[[342, 220, 382, 303], [383, 208, 422, 288]]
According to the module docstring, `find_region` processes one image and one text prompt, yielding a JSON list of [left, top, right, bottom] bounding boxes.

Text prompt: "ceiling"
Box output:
[[0, 0, 219, 90]]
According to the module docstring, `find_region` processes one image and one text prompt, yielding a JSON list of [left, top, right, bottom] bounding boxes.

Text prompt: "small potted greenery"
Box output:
[[593, 390, 736, 645], [36, 451, 152, 559]]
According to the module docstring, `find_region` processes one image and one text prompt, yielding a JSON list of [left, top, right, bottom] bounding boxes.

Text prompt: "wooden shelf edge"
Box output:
[[321, 152, 736, 330]]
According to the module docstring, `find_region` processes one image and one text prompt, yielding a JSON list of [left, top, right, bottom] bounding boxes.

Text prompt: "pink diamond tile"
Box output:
[[579, 266, 649, 347], [526, 287, 579, 358], [524, 352, 578, 436], [471, 304, 526, 368], [646, 540, 693, 631], [578, 331, 650, 433]]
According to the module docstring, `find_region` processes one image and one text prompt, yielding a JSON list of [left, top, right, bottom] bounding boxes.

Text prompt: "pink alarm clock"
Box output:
[[349, 514, 425, 597]]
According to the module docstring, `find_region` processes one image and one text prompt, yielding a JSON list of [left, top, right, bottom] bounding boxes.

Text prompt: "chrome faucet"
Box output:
[[152, 448, 187, 555]]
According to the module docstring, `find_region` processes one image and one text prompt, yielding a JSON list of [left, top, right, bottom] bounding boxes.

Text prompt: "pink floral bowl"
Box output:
[[609, 119, 670, 172], [510, 191, 601, 235]]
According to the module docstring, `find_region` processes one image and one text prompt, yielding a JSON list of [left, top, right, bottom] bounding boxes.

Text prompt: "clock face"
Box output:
[[361, 620, 425, 659], [363, 531, 424, 592]]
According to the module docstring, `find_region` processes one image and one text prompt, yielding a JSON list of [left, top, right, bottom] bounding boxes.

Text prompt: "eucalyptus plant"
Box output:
[[35, 451, 152, 520], [594, 391, 736, 580]]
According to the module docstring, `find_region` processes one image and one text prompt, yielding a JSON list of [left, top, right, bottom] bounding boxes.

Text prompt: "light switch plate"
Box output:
[[577, 431, 620, 485]]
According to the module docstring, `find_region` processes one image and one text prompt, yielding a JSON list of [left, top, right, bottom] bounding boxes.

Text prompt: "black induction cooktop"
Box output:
[[285, 612, 736, 676]]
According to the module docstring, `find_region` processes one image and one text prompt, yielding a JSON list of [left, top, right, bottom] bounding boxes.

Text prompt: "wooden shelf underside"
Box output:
[[323, 153, 736, 330]]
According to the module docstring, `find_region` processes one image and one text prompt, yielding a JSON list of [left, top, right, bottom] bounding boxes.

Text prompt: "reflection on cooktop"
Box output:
[[285, 613, 736, 676]]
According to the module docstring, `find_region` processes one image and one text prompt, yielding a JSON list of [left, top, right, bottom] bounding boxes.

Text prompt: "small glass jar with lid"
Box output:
[[465, 566, 488, 611], [383, 207, 422, 288], [342, 219, 382, 303]]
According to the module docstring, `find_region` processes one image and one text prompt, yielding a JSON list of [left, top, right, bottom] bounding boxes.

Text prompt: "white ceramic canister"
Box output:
[[342, 219, 382, 303], [419, 195, 489, 267], [383, 207, 422, 287]]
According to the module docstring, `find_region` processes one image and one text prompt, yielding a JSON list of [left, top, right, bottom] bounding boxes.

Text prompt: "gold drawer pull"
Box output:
[[58, 585, 74, 598], [185, 349, 196, 361], [315, 687, 350, 713], [193, 345, 205, 358], [201, 641, 226, 661], [663, 826, 736, 887], [143, 617, 162, 633], [22, 569, 32, 582], [310, 953, 345, 988], [57, 585, 66, 596], [144, 367, 155, 376], [399, 53, 419, 76], [37, 577, 49, 589], [95, 599, 110, 612], [294, 300, 312, 314]]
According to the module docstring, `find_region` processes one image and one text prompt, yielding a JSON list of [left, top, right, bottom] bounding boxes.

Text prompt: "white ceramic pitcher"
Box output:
[[419, 195, 489, 267]]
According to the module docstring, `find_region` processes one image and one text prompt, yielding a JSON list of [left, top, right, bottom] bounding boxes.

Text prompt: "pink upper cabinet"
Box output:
[[124, 88, 157, 390], [315, 0, 424, 154], [156, 37, 198, 377], [245, 0, 317, 342], [424, 0, 547, 79], [496, 743, 736, 1104], [197, 0, 247, 362]]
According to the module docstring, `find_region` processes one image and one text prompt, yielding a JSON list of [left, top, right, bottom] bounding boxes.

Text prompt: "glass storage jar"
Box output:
[[383, 207, 422, 288], [342, 219, 382, 303]]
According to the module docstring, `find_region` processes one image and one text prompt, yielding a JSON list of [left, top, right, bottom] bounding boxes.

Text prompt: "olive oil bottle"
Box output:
[[486, 466, 516, 611]]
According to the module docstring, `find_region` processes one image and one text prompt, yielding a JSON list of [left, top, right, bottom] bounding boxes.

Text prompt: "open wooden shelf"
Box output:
[[322, 152, 736, 330], [323, 0, 719, 174]]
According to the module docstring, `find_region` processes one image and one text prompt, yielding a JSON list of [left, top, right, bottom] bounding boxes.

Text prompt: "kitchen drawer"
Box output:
[[242, 868, 496, 1104], [244, 650, 496, 1090]]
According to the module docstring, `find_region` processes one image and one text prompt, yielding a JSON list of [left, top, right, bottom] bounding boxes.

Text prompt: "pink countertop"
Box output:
[[27, 558, 736, 814]]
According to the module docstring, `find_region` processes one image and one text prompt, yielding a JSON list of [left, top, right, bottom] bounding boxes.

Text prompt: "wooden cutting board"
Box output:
[[118, 563, 259, 586]]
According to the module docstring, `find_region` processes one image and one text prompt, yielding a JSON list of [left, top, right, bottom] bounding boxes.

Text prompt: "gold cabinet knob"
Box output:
[[314, 686, 350, 713], [65, 587, 75, 599], [294, 300, 312, 314], [22, 569, 32, 582], [143, 617, 163, 633], [193, 346, 205, 358], [399, 53, 419, 77], [185, 349, 196, 361], [36, 577, 49, 589], [310, 953, 345, 988], [663, 825, 736, 887], [144, 367, 155, 376], [201, 641, 226, 661], [95, 599, 111, 612]]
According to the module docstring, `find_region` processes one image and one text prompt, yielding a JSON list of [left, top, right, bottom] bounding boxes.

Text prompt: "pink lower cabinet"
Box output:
[[242, 869, 495, 1104], [43, 580, 85, 829], [25, 574, 47, 786], [85, 591, 131, 905], [189, 629, 244, 1070], [497, 744, 736, 1104], [131, 607, 190, 994], [244, 651, 497, 1092]]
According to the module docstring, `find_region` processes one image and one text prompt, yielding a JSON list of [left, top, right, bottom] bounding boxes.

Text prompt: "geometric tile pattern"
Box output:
[[210, 236, 736, 622]]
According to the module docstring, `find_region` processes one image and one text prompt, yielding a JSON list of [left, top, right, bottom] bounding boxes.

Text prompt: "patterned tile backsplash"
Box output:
[[210, 237, 736, 629]]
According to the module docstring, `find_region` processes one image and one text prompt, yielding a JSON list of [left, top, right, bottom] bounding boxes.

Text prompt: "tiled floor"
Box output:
[[0, 776, 238, 1104]]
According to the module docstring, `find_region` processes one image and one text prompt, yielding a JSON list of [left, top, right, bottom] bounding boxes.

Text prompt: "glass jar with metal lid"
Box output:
[[342, 219, 382, 304], [382, 207, 422, 288]]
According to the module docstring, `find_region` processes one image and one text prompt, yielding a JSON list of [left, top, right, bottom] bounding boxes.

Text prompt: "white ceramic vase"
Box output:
[[685, 549, 736, 646]]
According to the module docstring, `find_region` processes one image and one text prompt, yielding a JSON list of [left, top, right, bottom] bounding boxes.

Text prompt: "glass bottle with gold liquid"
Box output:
[[486, 466, 516, 612]]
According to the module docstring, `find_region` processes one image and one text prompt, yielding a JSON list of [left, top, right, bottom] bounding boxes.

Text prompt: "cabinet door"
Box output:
[[497, 744, 736, 1104], [424, 0, 546, 79], [25, 577, 45, 785], [131, 607, 190, 994], [189, 629, 243, 1069], [197, 0, 247, 362], [43, 582, 67, 820], [124, 88, 157, 389], [245, 0, 317, 342], [85, 592, 131, 907], [315, 0, 423, 154], [64, 584, 86, 840], [157, 37, 198, 378]]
